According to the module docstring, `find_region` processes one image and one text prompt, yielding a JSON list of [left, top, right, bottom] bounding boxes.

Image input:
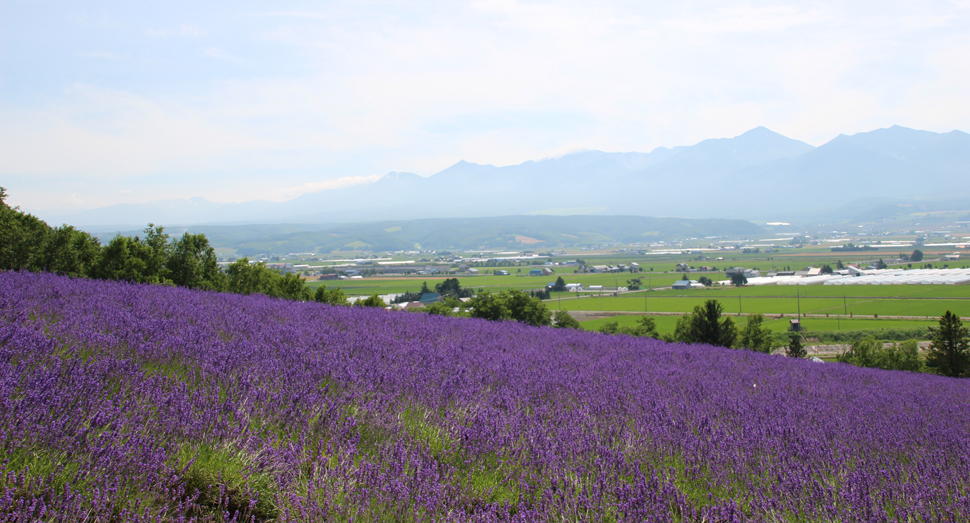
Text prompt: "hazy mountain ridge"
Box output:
[[41, 125, 969, 229]]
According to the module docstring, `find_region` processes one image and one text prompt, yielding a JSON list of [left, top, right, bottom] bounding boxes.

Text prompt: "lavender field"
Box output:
[[2, 271, 969, 522]]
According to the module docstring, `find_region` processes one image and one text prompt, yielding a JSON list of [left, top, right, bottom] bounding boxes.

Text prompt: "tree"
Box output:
[[552, 276, 567, 292], [598, 321, 620, 335], [420, 281, 431, 294], [820, 264, 833, 274], [467, 289, 551, 326], [553, 310, 580, 329], [93, 236, 150, 283], [925, 311, 969, 378], [738, 314, 774, 353], [730, 273, 747, 287], [837, 260, 844, 270], [505, 289, 552, 327], [36, 225, 101, 277], [876, 340, 923, 372], [530, 288, 551, 300], [681, 300, 736, 348], [358, 293, 387, 308], [467, 291, 511, 322], [623, 316, 659, 338], [626, 277, 642, 291], [911, 249, 924, 262], [424, 301, 454, 316], [276, 272, 311, 301], [226, 258, 291, 297], [167, 233, 224, 290], [434, 278, 463, 297], [876, 258, 888, 269], [314, 285, 348, 306], [0, 187, 52, 272], [698, 276, 713, 287], [786, 333, 807, 358], [664, 313, 693, 343], [838, 336, 878, 367], [839, 337, 924, 372], [141, 224, 172, 283]]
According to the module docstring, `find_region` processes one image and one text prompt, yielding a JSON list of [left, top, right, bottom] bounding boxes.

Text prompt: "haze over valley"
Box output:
[[37, 124, 970, 231]]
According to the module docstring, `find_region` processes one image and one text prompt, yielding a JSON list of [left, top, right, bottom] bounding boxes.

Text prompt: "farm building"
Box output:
[[564, 283, 584, 292], [419, 293, 442, 304], [671, 280, 695, 290], [529, 269, 544, 276], [266, 263, 295, 274]]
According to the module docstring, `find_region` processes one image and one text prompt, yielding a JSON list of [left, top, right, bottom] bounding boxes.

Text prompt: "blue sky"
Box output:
[[2, 0, 968, 215]]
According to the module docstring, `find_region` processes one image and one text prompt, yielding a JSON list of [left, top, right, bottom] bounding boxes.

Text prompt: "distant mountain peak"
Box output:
[[450, 159, 494, 168], [735, 126, 802, 142]]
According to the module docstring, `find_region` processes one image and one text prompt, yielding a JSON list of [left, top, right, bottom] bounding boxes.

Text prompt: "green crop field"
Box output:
[[550, 293, 970, 318], [577, 314, 939, 338], [300, 244, 970, 335]]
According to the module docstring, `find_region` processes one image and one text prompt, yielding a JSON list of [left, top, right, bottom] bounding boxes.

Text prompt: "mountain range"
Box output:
[[41, 125, 970, 230]]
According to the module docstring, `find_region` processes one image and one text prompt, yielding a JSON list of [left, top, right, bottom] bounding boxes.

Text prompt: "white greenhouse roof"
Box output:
[[717, 268, 970, 287]]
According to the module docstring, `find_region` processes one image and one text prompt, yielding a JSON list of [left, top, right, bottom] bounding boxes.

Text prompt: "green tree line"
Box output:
[[0, 187, 325, 302]]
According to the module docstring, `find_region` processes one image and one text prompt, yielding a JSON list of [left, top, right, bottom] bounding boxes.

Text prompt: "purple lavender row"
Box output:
[[2, 270, 969, 522]]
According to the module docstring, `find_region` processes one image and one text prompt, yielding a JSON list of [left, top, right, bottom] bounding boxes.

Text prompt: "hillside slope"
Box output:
[[3, 271, 969, 521]]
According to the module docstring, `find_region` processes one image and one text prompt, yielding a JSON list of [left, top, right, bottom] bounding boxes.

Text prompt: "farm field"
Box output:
[[3, 271, 970, 521], [314, 271, 970, 297], [308, 270, 969, 335], [554, 294, 970, 318], [306, 272, 718, 295], [577, 314, 939, 338]]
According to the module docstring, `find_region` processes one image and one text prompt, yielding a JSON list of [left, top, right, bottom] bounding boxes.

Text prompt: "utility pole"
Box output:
[[843, 294, 847, 316], [797, 289, 802, 319], [738, 293, 742, 315]]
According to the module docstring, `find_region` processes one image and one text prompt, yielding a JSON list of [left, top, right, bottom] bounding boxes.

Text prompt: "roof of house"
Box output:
[[419, 293, 441, 303]]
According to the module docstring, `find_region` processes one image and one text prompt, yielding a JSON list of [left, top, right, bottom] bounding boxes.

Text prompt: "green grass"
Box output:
[[577, 314, 938, 338], [550, 293, 968, 318], [173, 442, 280, 521]]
